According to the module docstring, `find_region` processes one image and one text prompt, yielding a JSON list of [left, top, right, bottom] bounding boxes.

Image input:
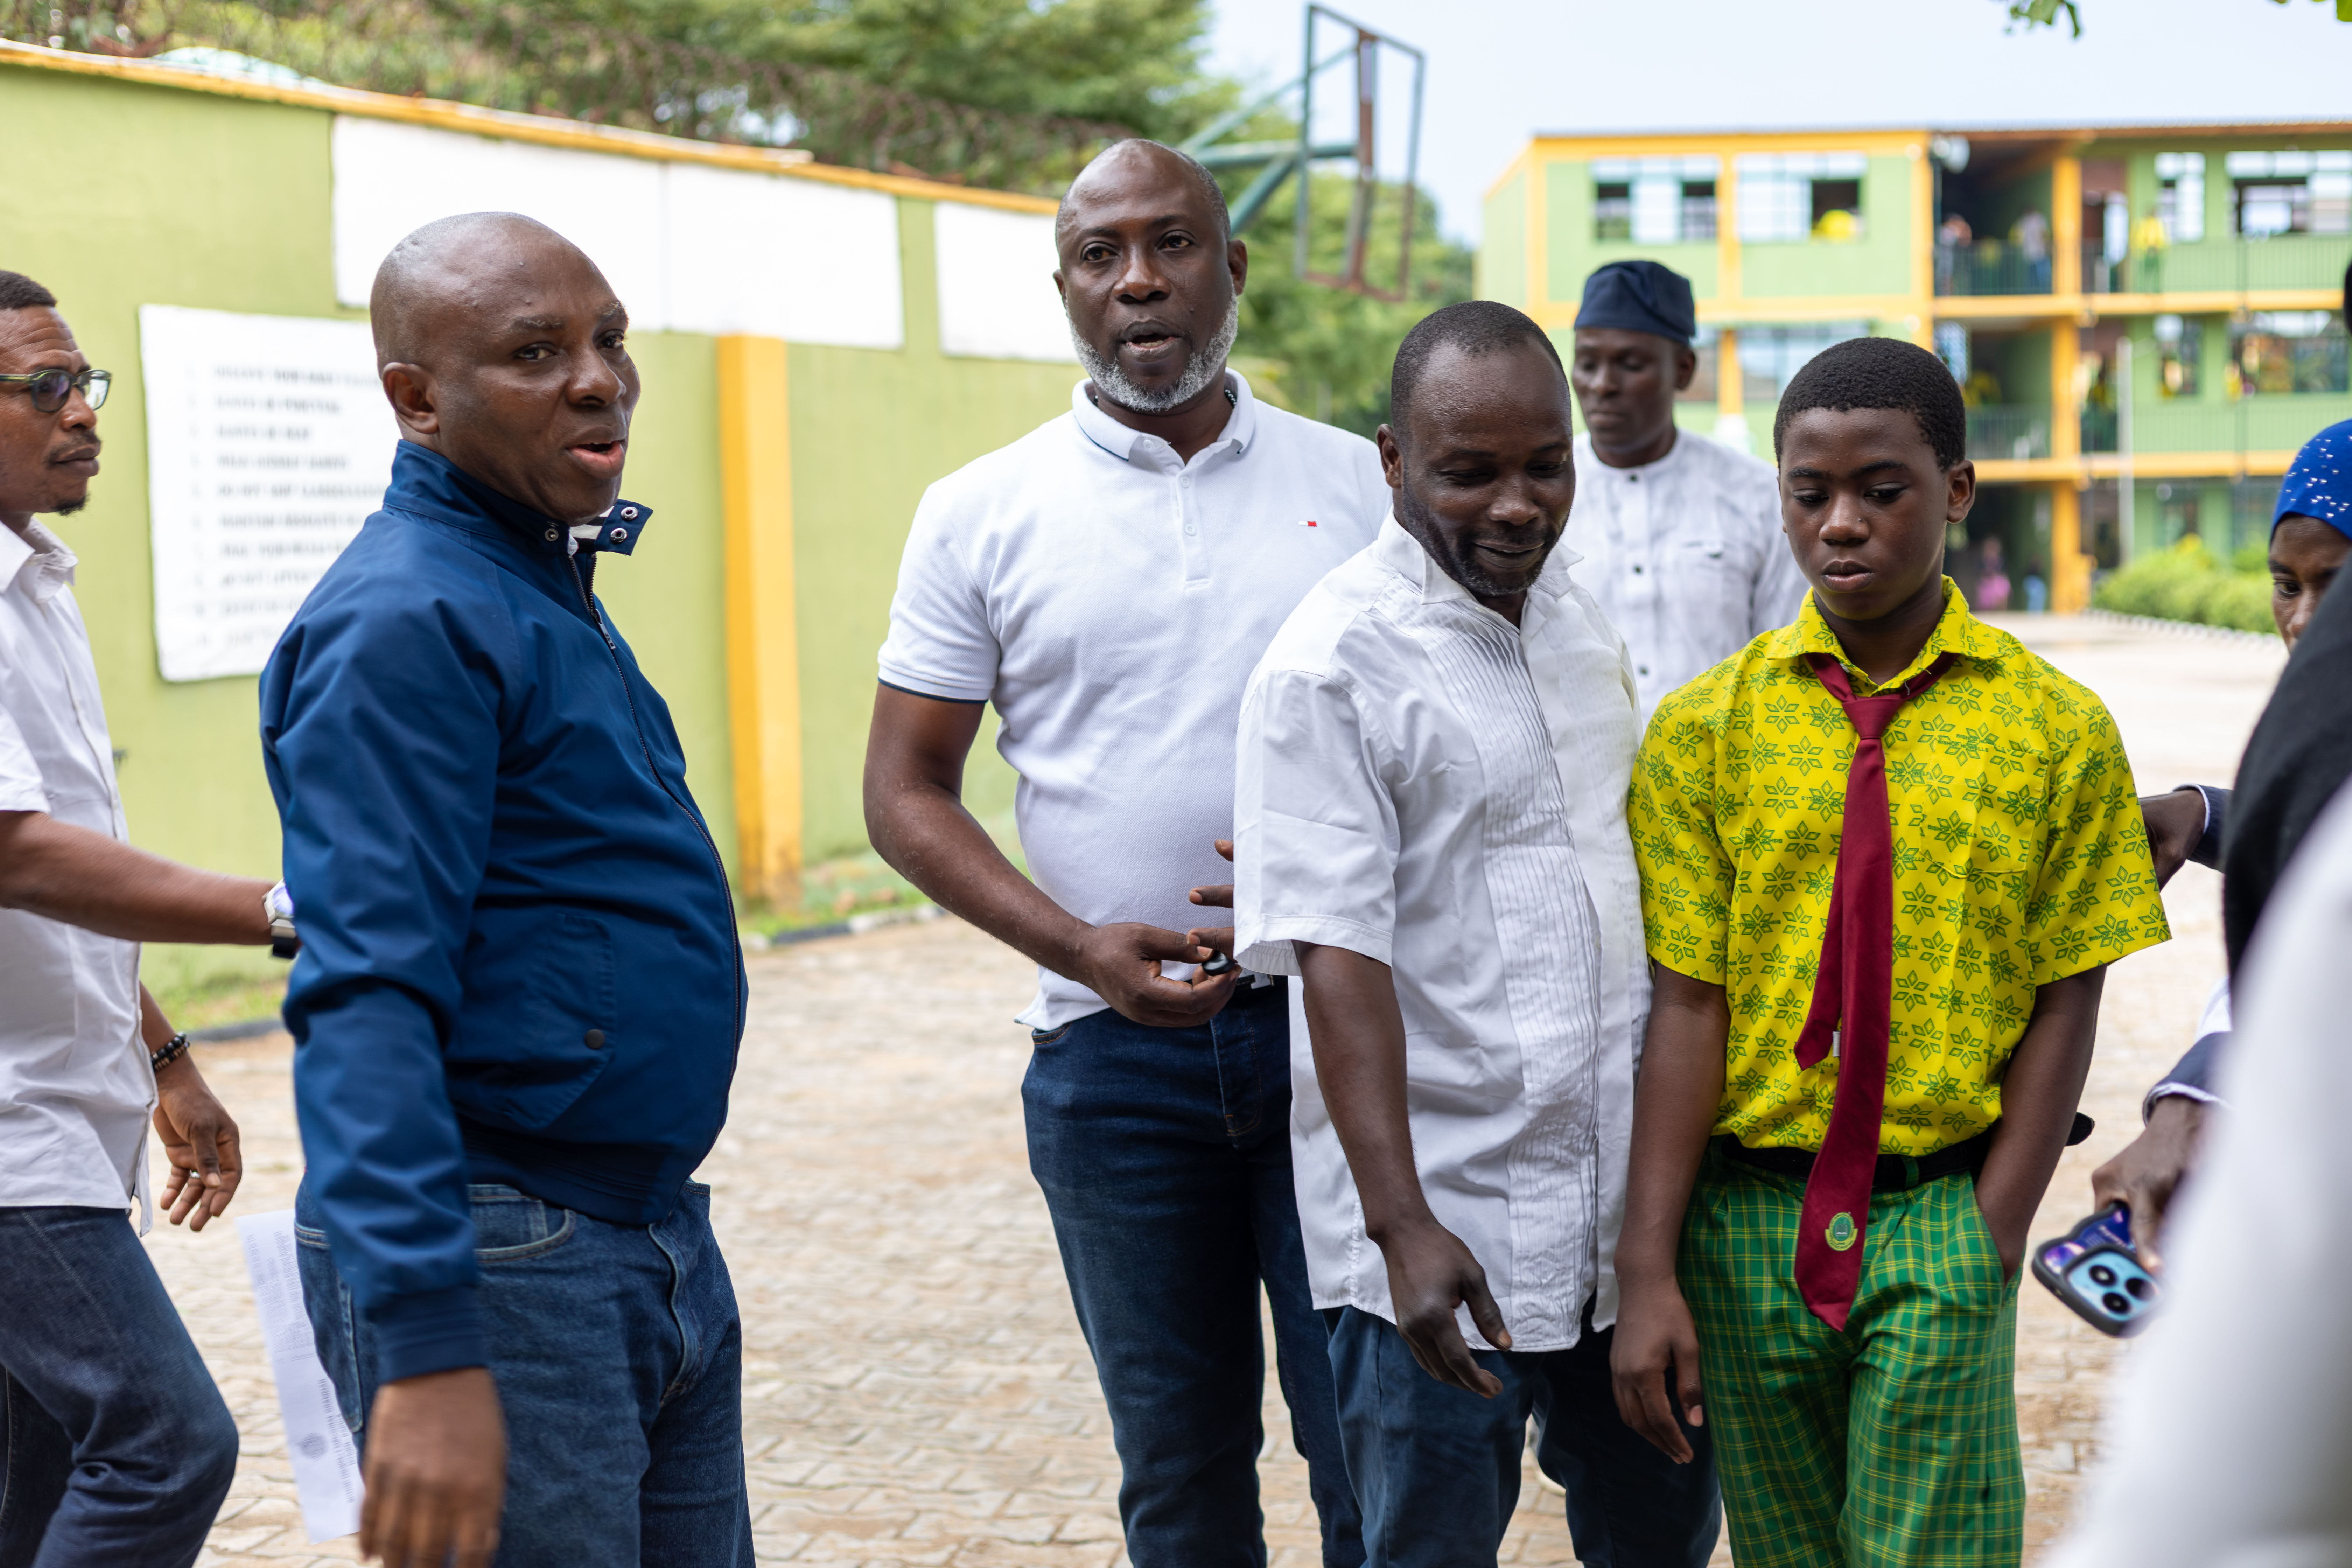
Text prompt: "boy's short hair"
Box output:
[[0, 271, 58, 312], [1772, 335, 1967, 471], [1390, 300, 1564, 437]]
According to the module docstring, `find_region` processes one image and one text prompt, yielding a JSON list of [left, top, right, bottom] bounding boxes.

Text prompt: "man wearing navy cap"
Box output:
[[1567, 261, 1807, 714]]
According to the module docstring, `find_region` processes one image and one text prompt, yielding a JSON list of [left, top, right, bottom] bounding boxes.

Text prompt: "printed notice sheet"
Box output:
[[237, 1209, 365, 1542], [142, 305, 394, 682]]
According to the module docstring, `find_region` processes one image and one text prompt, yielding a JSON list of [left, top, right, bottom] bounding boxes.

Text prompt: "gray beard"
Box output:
[[1070, 298, 1241, 415]]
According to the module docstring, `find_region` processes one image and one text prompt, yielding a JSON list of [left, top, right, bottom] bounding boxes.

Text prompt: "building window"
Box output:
[[2153, 314, 2201, 399], [1679, 326, 1720, 403], [1738, 323, 1868, 404], [2226, 150, 2352, 237], [1935, 322, 1970, 384], [1735, 152, 1868, 244], [1591, 156, 1720, 244], [2229, 310, 2348, 396], [2155, 152, 2205, 244]]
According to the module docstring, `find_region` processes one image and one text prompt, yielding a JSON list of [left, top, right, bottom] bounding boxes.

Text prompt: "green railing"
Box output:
[[1936, 236, 2350, 297], [2085, 396, 2352, 454], [1968, 405, 2052, 461]]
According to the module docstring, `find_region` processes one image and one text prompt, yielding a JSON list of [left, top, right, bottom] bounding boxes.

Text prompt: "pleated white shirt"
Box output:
[[1234, 518, 1647, 1351]]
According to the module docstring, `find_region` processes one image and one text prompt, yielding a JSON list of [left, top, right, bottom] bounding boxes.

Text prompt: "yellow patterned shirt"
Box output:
[[1629, 580, 2170, 1156]]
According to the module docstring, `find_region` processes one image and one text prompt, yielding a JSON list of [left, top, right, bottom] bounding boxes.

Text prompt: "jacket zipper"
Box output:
[[567, 552, 746, 1026]]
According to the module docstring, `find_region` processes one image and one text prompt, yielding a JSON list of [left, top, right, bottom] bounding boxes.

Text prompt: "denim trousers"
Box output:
[[1023, 979, 1364, 1568], [296, 1179, 752, 1568], [1326, 1303, 1722, 1568], [0, 1205, 239, 1568]]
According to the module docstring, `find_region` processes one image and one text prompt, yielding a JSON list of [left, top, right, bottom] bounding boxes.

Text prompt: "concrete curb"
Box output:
[[190, 1016, 285, 1043], [744, 903, 943, 951], [2082, 608, 2280, 648]]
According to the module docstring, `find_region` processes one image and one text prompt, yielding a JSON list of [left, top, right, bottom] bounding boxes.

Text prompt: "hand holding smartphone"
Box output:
[[2031, 1202, 2162, 1337]]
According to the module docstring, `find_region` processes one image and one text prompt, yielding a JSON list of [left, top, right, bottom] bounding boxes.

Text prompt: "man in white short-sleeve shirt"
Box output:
[[1566, 261, 1808, 715], [865, 142, 1384, 1568], [0, 271, 282, 1568], [1234, 302, 1722, 1567]]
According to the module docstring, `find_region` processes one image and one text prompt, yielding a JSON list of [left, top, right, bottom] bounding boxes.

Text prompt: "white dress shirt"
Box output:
[[0, 519, 151, 1218], [1567, 429, 1810, 713], [2046, 780, 2352, 1568], [1233, 518, 1648, 1352], [878, 373, 1389, 1027]]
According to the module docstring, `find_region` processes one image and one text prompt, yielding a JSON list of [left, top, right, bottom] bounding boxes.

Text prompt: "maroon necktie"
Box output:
[[1791, 651, 1956, 1330]]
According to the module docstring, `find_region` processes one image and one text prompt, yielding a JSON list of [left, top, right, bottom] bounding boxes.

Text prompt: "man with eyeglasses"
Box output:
[[0, 269, 287, 1566]]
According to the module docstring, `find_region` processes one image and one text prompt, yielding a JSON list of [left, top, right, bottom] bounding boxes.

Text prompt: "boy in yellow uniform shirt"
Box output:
[[1609, 336, 2169, 1568]]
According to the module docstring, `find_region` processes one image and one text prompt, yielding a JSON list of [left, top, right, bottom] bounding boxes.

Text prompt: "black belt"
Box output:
[[1713, 1113, 2092, 1194]]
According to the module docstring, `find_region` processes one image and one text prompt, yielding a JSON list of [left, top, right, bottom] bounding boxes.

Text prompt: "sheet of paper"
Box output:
[[238, 1209, 364, 1542]]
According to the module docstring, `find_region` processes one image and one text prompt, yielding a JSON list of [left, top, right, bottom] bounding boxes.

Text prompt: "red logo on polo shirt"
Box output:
[[1299, 519, 1318, 527]]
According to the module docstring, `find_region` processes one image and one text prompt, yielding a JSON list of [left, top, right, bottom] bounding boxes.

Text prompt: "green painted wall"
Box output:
[[1739, 154, 1914, 299], [786, 197, 1077, 863], [1542, 159, 1719, 307], [1480, 171, 1527, 307]]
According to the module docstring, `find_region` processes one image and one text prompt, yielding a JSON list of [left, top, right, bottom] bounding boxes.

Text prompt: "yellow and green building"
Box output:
[[1480, 121, 2352, 610], [0, 40, 1082, 979]]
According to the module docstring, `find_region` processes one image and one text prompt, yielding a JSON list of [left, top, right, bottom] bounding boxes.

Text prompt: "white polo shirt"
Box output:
[[1566, 429, 1810, 714], [878, 373, 1389, 1028], [0, 518, 151, 1217], [1233, 517, 1648, 1351]]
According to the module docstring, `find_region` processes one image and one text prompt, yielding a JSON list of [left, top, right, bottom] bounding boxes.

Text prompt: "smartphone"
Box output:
[[2031, 1202, 2161, 1338]]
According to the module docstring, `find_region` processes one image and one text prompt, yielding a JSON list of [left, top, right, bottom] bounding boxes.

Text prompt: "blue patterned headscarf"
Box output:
[[2274, 419, 2352, 538]]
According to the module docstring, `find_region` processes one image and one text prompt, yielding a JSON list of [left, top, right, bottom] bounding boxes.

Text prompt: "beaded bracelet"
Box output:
[[150, 1033, 191, 1073]]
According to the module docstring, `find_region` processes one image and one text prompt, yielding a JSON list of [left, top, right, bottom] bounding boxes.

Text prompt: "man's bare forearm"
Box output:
[[1976, 966, 2106, 1268], [1295, 943, 1432, 1241], [1616, 967, 1730, 1287], [0, 812, 271, 944]]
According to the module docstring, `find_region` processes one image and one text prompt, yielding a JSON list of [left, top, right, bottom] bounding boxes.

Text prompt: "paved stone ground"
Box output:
[[162, 615, 2281, 1567]]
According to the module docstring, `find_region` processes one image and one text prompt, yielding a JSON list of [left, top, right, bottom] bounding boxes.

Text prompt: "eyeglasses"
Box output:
[[0, 368, 111, 414]]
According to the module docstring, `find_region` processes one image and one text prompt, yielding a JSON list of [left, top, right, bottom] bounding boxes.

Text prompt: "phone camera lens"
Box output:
[[2124, 1276, 2151, 1299], [2102, 1292, 2131, 1315], [2089, 1264, 2118, 1287]]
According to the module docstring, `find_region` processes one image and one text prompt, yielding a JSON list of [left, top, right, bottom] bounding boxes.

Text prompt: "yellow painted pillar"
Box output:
[[1908, 139, 1935, 345], [1528, 154, 1550, 316], [718, 335, 805, 909], [2049, 316, 2090, 612], [1717, 328, 1743, 418], [1717, 157, 1742, 309], [2051, 154, 2082, 299]]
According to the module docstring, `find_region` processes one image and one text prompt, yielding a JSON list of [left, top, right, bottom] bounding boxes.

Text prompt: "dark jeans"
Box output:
[[1023, 979, 1363, 1568], [1326, 1303, 1721, 1568], [0, 1205, 239, 1568], [297, 1180, 751, 1567]]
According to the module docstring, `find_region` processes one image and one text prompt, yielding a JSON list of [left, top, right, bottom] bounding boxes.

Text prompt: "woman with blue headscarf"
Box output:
[[2093, 418, 2352, 1255]]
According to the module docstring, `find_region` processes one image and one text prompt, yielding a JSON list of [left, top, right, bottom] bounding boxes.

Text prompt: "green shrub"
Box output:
[[2092, 538, 2278, 635]]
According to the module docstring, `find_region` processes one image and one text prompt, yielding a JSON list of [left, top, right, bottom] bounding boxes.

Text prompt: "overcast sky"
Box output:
[[1206, 0, 2352, 244]]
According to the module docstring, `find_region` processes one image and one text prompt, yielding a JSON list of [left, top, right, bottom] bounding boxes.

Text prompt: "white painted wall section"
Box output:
[[663, 163, 902, 349], [933, 203, 1073, 363]]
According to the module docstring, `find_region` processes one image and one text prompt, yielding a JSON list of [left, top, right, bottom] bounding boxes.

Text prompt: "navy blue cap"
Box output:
[[2275, 418, 2352, 540], [1577, 260, 1697, 346]]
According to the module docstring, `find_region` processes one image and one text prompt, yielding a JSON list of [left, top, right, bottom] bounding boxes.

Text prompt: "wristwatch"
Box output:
[[266, 882, 300, 960]]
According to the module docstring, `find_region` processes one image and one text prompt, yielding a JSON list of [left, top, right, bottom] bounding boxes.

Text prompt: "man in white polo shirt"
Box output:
[[0, 270, 280, 1567], [864, 141, 1385, 1567], [1234, 302, 1720, 1567], [1566, 261, 1807, 714]]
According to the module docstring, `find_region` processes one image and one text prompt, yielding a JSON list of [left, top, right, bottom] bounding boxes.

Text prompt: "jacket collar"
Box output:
[[383, 441, 652, 557], [1372, 513, 1582, 609], [1764, 576, 2009, 692]]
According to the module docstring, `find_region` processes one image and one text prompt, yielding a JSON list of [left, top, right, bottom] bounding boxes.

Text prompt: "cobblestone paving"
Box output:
[[162, 617, 2280, 1566]]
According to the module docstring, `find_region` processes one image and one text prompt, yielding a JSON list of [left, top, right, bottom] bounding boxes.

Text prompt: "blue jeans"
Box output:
[[1327, 1303, 1721, 1568], [0, 1206, 239, 1568], [297, 1180, 751, 1567], [1023, 979, 1363, 1568]]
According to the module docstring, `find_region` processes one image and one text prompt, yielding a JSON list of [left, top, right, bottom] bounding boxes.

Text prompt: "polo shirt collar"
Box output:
[[1764, 575, 2003, 691], [0, 518, 76, 602], [1372, 513, 1583, 608], [1070, 369, 1259, 465]]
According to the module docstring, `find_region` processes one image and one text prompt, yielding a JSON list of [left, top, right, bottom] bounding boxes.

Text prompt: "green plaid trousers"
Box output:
[[1678, 1146, 2024, 1568]]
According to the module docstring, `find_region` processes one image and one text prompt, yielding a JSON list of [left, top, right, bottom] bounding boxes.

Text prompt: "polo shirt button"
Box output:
[[1183, 522, 1197, 535], [583, 1029, 606, 1049], [1633, 564, 1644, 574], [1639, 665, 1651, 676], [620, 507, 638, 519], [544, 528, 559, 542], [612, 528, 629, 541]]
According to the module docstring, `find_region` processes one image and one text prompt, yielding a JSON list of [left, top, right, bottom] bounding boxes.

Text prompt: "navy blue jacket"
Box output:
[[261, 442, 745, 1383]]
